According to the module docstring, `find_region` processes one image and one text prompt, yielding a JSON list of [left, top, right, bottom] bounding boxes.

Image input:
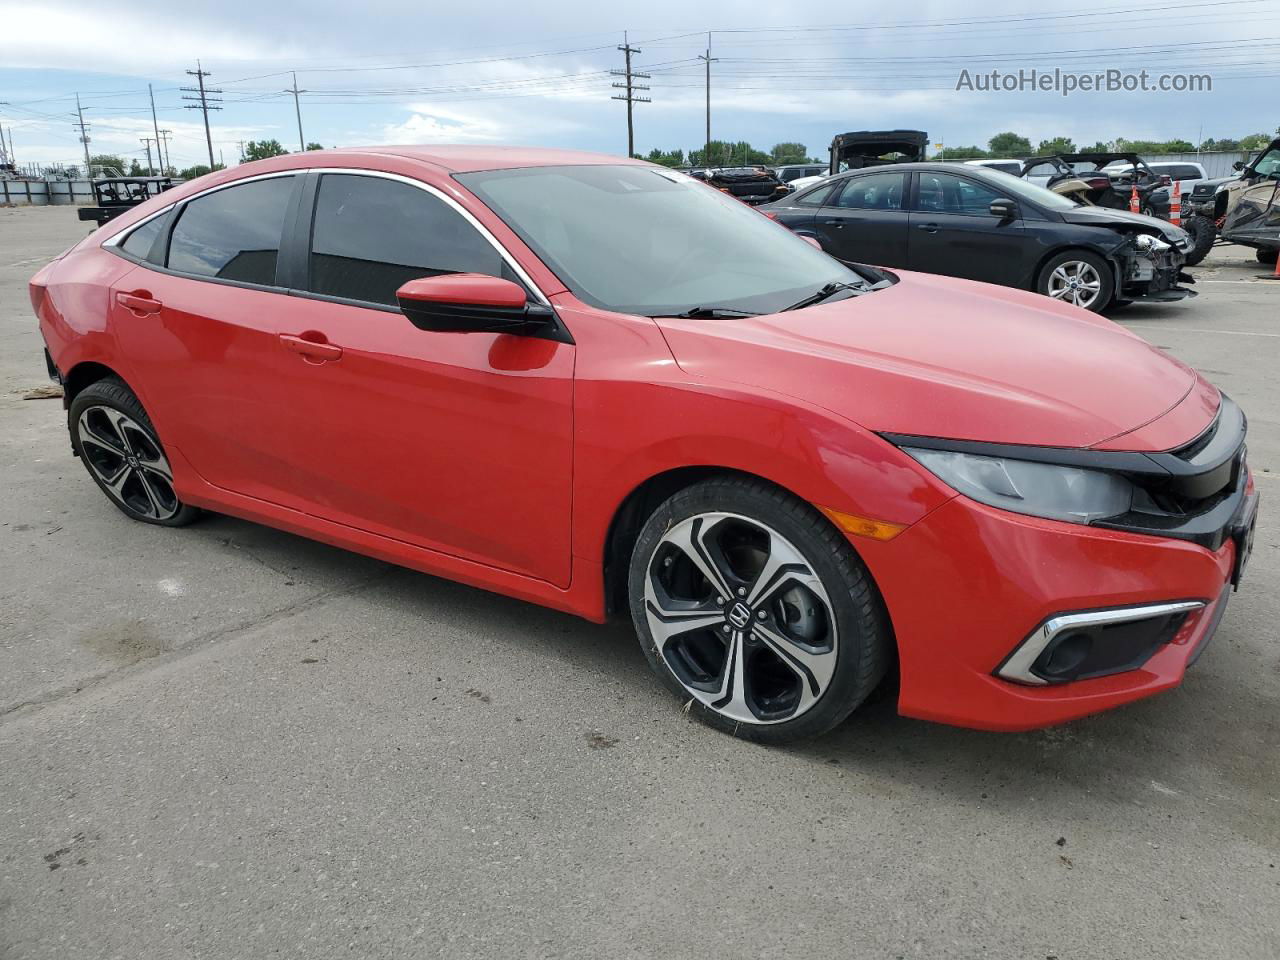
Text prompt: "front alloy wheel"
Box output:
[[629, 477, 891, 742], [1037, 250, 1114, 313]]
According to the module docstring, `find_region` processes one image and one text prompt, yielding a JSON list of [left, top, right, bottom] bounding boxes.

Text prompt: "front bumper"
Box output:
[[857, 484, 1255, 732], [1119, 242, 1194, 302]]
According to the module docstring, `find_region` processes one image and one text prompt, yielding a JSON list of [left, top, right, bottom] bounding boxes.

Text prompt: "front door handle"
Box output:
[[280, 332, 342, 362], [822, 218, 843, 226], [116, 291, 162, 315], [916, 223, 940, 233]]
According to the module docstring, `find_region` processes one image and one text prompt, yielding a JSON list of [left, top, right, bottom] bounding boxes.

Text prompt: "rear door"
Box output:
[[812, 171, 909, 266], [271, 170, 575, 586], [907, 170, 1027, 286], [108, 173, 312, 509]]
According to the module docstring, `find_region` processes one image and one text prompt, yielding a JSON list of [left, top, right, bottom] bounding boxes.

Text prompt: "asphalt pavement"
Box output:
[[2, 204, 1277, 959]]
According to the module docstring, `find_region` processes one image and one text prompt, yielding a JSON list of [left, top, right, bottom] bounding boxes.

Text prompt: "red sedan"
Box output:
[[30, 147, 1258, 742]]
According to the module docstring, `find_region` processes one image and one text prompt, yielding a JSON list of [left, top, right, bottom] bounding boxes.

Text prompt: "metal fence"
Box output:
[[1, 179, 97, 206]]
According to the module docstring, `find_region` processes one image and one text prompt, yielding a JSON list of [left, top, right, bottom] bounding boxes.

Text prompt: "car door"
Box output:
[[108, 173, 316, 510], [272, 170, 575, 586], [1222, 145, 1280, 245], [907, 171, 1026, 286], [812, 171, 909, 266]]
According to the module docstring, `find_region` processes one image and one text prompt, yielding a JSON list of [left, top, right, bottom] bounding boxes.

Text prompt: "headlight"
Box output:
[[902, 448, 1132, 524], [1133, 233, 1172, 257]]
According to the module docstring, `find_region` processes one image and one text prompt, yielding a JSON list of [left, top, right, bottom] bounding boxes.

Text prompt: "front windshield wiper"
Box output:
[[781, 281, 866, 312], [653, 306, 761, 319]]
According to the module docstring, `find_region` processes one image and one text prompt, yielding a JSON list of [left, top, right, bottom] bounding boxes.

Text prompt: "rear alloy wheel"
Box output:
[[1037, 251, 1113, 313], [68, 378, 200, 526], [628, 477, 890, 742]]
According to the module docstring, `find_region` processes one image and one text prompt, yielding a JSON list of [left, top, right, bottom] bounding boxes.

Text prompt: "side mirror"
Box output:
[[395, 274, 552, 335], [989, 199, 1017, 220], [1232, 160, 1245, 171]]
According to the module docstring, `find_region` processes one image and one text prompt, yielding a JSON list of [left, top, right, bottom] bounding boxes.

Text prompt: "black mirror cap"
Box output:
[[989, 198, 1017, 220], [397, 299, 572, 343], [1233, 160, 1246, 171]]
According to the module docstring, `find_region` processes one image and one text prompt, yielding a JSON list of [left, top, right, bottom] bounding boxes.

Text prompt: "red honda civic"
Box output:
[[30, 147, 1257, 741]]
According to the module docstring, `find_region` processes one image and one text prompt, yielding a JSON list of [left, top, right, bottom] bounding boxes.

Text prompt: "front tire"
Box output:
[[627, 476, 891, 743], [1256, 248, 1278, 266], [1182, 214, 1216, 266], [1036, 250, 1114, 313], [68, 378, 200, 527]]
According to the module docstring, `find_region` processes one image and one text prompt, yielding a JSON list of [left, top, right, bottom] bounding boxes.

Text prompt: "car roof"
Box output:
[[309, 145, 637, 173]]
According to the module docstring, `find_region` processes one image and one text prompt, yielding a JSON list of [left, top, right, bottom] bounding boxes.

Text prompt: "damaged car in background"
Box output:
[[689, 166, 790, 205], [761, 161, 1193, 312], [1182, 136, 1280, 267], [1021, 153, 1171, 219]]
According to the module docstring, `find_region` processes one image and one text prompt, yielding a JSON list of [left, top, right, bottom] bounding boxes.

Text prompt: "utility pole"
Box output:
[[158, 129, 173, 174], [696, 33, 717, 167], [610, 32, 650, 158], [73, 93, 92, 173], [148, 84, 163, 174], [236, 140, 247, 163], [181, 60, 222, 169], [140, 137, 156, 176], [284, 71, 307, 152], [0, 102, 8, 167]]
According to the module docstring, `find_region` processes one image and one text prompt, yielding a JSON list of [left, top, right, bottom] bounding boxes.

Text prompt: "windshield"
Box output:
[[456, 164, 867, 316], [984, 171, 1082, 211], [1253, 146, 1280, 177]]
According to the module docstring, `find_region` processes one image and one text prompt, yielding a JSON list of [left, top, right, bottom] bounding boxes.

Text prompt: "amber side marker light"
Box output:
[[821, 507, 908, 542]]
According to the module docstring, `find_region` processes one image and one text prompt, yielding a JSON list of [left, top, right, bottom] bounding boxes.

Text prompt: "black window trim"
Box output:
[[102, 170, 302, 296]]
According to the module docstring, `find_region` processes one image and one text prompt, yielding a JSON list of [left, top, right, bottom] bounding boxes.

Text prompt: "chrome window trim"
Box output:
[[100, 203, 176, 249], [302, 167, 550, 306], [997, 600, 1205, 686]]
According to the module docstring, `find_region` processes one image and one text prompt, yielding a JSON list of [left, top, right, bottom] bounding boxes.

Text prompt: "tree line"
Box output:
[[83, 139, 325, 181]]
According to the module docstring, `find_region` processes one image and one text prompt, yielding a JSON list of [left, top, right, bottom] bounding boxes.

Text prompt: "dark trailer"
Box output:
[[78, 177, 178, 227]]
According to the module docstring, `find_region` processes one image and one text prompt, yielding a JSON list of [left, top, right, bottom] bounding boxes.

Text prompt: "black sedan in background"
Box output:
[[760, 163, 1194, 312]]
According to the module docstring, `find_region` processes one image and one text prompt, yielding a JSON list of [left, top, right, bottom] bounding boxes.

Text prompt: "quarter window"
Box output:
[[307, 173, 507, 306], [120, 215, 165, 260], [794, 182, 838, 206], [166, 177, 294, 285]]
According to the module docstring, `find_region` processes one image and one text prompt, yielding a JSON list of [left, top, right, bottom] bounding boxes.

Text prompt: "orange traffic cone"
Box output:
[[1170, 180, 1181, 226], [1129, 185, 1141, 214]]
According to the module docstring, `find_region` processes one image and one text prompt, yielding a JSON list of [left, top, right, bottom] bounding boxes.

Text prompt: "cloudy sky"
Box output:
[[2, 0, 1276, 171]]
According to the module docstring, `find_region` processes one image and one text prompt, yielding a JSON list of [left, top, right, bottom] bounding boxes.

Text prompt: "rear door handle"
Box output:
[[116, 291, 162, 315], [280, 333, 342, 362], [822, 218, 843, 226], [916, 223, 939, 233]]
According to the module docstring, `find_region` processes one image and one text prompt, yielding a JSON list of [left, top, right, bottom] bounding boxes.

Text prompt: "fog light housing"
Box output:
[[998, 601, 1205, 686]]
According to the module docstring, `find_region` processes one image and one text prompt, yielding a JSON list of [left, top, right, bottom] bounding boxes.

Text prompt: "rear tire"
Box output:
[[1182, 215, 1216, 266], [1036, 250, 1114, 313], [1256, 248, 1278, 266], [68, 378, 201, 527], [627, 475, 892, 743]]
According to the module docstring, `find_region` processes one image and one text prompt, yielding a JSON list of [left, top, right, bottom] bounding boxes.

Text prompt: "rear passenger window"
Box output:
[[167, 177, 294, 286], [307, 173, 506, 306], [795, 183, 837, 206], [121, 215, 164, 260]]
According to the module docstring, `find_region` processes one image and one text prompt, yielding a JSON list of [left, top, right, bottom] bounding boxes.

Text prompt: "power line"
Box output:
[[611, 32, 650, 158], [181, 60, 222, 168]]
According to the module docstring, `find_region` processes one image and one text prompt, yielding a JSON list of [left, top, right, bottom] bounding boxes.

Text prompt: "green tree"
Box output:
[[941, 145, 987, 159], [177, 163, 226, 180], [304, 142, 326, 151], [87, 154, 127, 175], [1080, 140, 1112, 153], [1036, 137, 1076, 156], [126, 159, 146, 177], [987, 132, 1033, 157], [243, 139, 289, 161], [1240, 132, 1272, 150], [770, 142, 809, 164], [642, 148, 685, 167]]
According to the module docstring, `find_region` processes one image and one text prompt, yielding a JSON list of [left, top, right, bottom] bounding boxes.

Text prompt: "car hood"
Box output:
[[1058, 206, 1187, 241], [656, 271, 1208, 449]]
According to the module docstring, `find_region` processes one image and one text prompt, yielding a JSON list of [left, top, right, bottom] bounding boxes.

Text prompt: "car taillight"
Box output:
[[762, 211, 779, 220], [29, 261, 55, 318]]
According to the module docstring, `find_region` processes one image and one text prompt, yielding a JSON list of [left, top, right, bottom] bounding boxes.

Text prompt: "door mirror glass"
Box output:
[[989, 199, 1017, 220], [396, 274, 548, 334]]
